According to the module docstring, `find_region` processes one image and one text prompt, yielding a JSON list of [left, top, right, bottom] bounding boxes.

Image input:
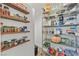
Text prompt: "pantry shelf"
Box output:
[[43, 41, 77, 51], [1, 40, 30, 52], [43, 24, 79, 27], [1, 31, 30, 35], [1, 14, 30, 23], [51, 42, 77, 49], [4, 3, 29, 14]]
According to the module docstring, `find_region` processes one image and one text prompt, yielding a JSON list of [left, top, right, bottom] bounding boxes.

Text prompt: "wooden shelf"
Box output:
[[1, 14, 30, 23], [4, 3, 29, 14], [1, 31, 30, 35], [1, 40, 30, 52]]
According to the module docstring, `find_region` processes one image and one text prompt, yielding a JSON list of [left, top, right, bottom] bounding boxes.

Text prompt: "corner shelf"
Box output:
[[1, 31, 30, 35], [1, 14, 30, 23], [4, 3, 29, 14], [1, 40, 30, 52]]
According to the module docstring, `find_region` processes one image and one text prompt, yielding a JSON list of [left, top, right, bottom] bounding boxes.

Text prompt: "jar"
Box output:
[[9, 26, 12, 32], [14, 28, 17, 32], [18, 39, 22, 44], [22, 36, 27, 42], [20, 38, 26, 43], [22, 26, 27, 32], [3, 26, 8, 33], [19, 39, 23, 43], [11, 26, 15, 32], [7, 27, 10, 32], [17, 28, 20, 32], [19, 27, 22, 32], [1, 42, 5, 49], [3, 6, 10, 16], [24, 16, 27, 21], [0, 4, 2, 15], [11, 39, 17, 46], [3, 41, 10, 49]]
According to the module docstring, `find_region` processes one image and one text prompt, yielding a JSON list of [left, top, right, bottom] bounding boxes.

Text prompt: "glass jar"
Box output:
[[3, 41, 10, 49], [0, 4, 2, 15], [11, 39, 17, 46], [3, 6, 10, 16]]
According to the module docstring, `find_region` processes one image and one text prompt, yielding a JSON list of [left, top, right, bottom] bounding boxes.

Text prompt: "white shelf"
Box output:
[[50, 42, 76, 50]]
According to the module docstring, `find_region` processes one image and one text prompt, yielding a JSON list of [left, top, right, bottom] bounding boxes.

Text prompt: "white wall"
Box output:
[[34, 15, 42, 48], [33, 5, 43, 48], [26, 3, 44, 48]]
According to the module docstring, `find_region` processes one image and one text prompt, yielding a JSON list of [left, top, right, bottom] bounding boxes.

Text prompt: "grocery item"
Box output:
[[0, 22, 3, 25], [43, 3, 52, 14], [1, 36, 29, 51], [19, 36, 27, 43], [16, 14, 20, 17], [43, 42, 50, 48], [51, 34, 61, 43], [11, 39, 17, 46], [56, 48, 64, 56], [1, 26, 28, 33], [0, 4, 2, 15], [21, 26, 28, 32], [64, 49, 78, 56], [66, 29, 75, 34], [0, 22, 3, 32], [3, 6, 10, 16], [58, 14, 64, 26], [61, 38, 70, 46], [2, 26, 9, 32], [48, 47, 56, 55], [1, 41, 10, 49], [71, 40, 74, 47], [22, 36, 28, 42], [1, 26, 16, 33], [15, 27, 20, 32], [56, 27, 62, 34], [24, 16, 27, 21]]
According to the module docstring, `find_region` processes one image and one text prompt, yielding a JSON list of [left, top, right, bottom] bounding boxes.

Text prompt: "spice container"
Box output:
[[24, 16, 27, 21], [11, 26, 15, 32], [17, 40, 21, 44], [6, 26, 10, 32], [3, 6, 10, 16], [22, 26, 27, 32], [2, 41, 10, 49], [19, 27, 22, 32], [0, 4, 2, 15], [19, 39, 24, 43], [16, 28, 20, 32], [11, 39, 17, 46], [1, 42, 5, 49], [2, 26, 8, 33], [20, 37, 26, 43], [22, 36, 27, 42], [18, 28, 21, 32], [16, 14, 20, 17]]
